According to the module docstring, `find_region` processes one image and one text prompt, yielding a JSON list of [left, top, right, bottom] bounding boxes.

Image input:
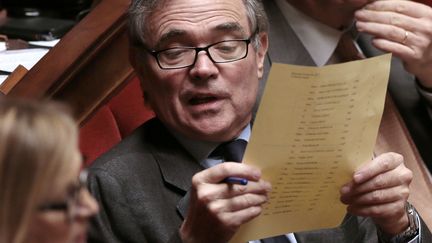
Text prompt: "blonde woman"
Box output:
[[0, 98, 98, 243]]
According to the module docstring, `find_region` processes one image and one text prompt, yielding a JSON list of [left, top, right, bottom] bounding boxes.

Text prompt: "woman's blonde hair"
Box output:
[[0, 98, 79, 243]]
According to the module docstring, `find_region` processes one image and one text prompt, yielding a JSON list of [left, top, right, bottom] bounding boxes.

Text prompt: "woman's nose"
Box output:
[[74, 189, 99, 220]]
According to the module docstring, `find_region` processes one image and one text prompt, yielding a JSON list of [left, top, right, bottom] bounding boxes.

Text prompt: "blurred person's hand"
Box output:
[[355, 0, 432, 88]]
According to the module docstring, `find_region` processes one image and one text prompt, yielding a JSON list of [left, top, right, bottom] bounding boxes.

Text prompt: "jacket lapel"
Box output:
[[147, 119, 204, 218], [263, 0, 315, 66]]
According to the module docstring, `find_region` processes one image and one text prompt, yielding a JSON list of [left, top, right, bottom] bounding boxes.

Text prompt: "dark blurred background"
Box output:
[[0, 0, 94, 20]]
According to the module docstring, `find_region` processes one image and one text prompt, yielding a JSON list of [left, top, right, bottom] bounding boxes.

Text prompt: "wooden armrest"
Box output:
[[0, 65, 28, 95]]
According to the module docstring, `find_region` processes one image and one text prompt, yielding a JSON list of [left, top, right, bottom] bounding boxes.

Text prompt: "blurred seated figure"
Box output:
[[0, 98, 98, 243], [0, 0, 93, 20]]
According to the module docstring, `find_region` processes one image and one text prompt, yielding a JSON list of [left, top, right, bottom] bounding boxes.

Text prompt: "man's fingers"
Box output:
[[346, 200, 406, 220], [341, 164, 412, 196], [355, 1, 432, 50], [223, 180, 272, 197], [192, 162, 261, 185], [341, 185, 409, 205], [195, 179, 271, 203], [353, 152, 403, 184], [356, 21, 409, 44], [363, 0, 431, 18], [355, 9, 416, 30], [370, 38, 415, 58], [218, 206, 263, 228], [208, 193, 269, 214]]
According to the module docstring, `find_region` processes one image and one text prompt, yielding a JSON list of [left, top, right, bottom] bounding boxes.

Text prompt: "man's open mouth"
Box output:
[[189, 96, 219, 105]]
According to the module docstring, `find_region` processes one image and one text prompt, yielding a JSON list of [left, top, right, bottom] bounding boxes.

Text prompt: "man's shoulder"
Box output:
[[88, 118, 167, 171]]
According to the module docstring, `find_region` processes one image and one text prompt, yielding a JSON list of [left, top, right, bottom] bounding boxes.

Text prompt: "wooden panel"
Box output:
[[6, 0, 133, 124], [52, 28, 134, 124]]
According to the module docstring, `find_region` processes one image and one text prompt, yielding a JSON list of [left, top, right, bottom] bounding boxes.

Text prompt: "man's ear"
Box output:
[[256, 32, 269, 79], [129, 46, 140, 70], [129, 47, 148, 80], [129, 47, 154, 109]]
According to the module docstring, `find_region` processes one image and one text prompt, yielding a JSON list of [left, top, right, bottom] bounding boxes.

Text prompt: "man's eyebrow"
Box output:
[[214, 22, 246, 35], [154, 22, 246, 49], [155, 29, 187, 49]]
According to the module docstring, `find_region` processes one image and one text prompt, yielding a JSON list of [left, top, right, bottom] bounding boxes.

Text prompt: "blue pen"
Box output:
[[223, 177, 248, 185]]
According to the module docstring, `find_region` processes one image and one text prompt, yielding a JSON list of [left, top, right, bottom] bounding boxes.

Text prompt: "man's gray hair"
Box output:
[[128, 0, 268, 49]]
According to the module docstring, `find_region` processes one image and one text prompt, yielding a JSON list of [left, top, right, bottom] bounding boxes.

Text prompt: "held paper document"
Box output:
[[230, 54, 392, 243]]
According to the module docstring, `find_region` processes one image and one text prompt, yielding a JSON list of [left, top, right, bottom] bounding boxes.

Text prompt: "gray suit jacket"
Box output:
[[88, 118, 202, 243]]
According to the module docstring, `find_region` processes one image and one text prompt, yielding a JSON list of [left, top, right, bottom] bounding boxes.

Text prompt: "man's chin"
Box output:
[[187, 122, 246, 142]]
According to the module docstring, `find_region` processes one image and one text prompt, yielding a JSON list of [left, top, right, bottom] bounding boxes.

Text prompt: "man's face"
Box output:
[[136, 0, 268, 142]]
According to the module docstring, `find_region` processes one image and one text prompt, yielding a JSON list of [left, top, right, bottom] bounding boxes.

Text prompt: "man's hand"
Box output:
[[340, 152, 413, 235], [355, 0, 432, 88], [180, 162, 271, 243]]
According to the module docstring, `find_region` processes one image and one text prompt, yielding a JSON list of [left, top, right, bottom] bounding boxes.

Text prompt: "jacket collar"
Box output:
[[263, 0, 315, 66], [146, 118, 204, 218]]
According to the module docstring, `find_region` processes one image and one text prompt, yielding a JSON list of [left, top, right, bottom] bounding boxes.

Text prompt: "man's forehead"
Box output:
[[148, 0, 248, 22], [145, 0, 250, 44]]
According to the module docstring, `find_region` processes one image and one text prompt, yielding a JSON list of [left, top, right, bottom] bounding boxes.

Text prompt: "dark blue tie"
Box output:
[[211, 139, 247, 162]]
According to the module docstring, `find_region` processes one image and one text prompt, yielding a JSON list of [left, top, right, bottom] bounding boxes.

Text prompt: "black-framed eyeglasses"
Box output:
[[38, 169, 88, 222], [146, 33, 255, 70]]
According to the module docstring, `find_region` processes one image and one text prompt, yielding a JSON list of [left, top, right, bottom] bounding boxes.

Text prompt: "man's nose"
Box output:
[[189, 51, 218, 81]]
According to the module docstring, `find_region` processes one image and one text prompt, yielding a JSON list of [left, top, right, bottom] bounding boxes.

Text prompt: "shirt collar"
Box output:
[[275, 0, 343, 66], [170, 124, 251, 166]]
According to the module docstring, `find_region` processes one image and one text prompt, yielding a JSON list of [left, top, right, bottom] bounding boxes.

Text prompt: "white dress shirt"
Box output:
[[275, 0, 343, 66]]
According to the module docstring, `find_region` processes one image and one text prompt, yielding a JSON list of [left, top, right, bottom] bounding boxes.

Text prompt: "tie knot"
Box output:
[[335, 31, 365, 62], [210, 139, 247, 162]]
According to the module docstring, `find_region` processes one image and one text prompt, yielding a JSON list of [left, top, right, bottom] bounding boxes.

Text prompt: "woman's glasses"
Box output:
[[38, 169, 88, 222]]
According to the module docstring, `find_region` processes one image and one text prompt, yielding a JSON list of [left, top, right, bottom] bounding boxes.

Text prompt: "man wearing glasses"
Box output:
[[87, 0, 427, 243]]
